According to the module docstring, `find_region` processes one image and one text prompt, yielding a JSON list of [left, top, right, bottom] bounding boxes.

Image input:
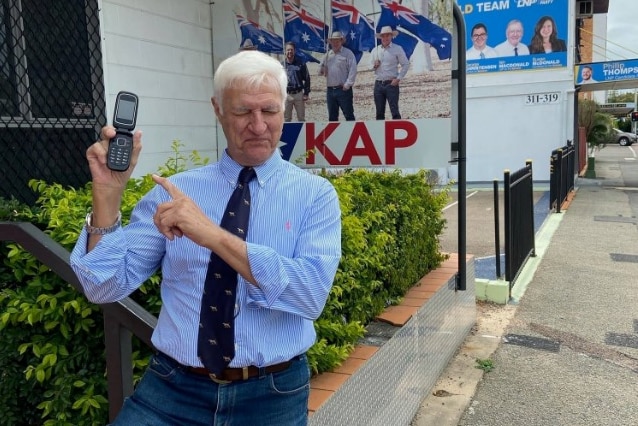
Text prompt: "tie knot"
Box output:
[[238, 167, 256, 184]]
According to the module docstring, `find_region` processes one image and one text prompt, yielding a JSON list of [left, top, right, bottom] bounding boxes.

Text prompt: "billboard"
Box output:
[[461, 0, 568, 74], [576, 60, 638, 85], [210, 0, 453, 169]]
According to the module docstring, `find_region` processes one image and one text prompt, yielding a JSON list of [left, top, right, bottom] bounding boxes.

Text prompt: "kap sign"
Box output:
[[211, 1, 454, 169], [276, 118, 451, 168]]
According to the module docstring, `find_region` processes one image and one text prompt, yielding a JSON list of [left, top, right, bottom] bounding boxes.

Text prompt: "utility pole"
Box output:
[[634, 89, 637, 135]]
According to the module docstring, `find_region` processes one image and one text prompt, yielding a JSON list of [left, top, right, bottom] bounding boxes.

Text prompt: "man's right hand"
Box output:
[[84, 127, 142, 250], [87, 126, 143, 192]]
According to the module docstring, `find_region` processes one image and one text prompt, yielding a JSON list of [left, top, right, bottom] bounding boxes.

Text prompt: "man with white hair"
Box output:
[[71, 50, 342, 425], [319, 30, 357, 121], [495, 20, 530, 57], [371, 26, 410, 120]]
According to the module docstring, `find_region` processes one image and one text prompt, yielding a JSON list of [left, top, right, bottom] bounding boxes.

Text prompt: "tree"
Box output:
[[578, 99, 614, 157], [607, 91, 635, 103]]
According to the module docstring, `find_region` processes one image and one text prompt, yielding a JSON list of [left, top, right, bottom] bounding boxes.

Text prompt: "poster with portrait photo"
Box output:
[[211, 0, 454, 169], [575, 59, 638, 85], [462, 0, 568, 74]]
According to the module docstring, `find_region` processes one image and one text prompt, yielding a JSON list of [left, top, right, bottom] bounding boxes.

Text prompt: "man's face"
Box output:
[[285, 45, 295, 61], [506, 23, 523, 46], [471, 28, 487, 49], [329, 37, 343, 50], [380, 33, 392, 47], [212, 83, 283, 167], [581, 67, 592, 81]]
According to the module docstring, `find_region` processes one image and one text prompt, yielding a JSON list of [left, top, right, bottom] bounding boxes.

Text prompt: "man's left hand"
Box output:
[[152, 174, 216, 245]]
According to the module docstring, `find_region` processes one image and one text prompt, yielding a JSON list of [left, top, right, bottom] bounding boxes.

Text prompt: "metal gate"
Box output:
[[504, 161, 536, 288], [0, 0, 105, 204]]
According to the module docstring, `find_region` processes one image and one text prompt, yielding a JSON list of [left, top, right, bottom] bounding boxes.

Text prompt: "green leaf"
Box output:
[[43, 353, 57, 366]]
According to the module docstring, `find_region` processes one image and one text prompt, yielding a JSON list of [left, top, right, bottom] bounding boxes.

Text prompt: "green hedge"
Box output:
[[0, 144, 449, 425]]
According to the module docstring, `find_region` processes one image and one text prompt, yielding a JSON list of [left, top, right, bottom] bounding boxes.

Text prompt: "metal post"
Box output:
[[503, 169, 511, 294], [555, 149, 562, 213], [104, 313, 134, 422], [527, 160, 536, 257], [453, 3, 467, 291], [493, 179, 501, 278]]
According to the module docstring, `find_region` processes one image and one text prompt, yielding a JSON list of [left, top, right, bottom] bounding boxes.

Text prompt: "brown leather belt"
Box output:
[[187, 361, 292, 382]]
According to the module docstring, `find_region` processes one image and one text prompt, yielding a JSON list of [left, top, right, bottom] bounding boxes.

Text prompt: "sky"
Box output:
[[605, 0, 638, 60]]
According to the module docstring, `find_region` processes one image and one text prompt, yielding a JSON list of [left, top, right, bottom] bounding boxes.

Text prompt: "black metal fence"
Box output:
[[0, 0, 106, 205], [549, 142, 575, 213], [504, 161, 536, 290]]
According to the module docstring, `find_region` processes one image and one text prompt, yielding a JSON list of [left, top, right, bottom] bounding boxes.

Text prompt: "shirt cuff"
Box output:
[[244, 243, 287, 307]]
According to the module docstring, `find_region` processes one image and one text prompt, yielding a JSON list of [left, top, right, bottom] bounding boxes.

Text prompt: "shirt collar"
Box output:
[[219, 149, 284, 187]]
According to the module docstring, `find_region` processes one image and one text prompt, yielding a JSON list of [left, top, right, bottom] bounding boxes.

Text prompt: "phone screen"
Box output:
[[116, 98, 136, 123]]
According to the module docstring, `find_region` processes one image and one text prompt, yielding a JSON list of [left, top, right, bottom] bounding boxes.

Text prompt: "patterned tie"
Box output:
[[480, 52, 485, 59], [514, 47, 518, 56], [197, 166, 256, 378]]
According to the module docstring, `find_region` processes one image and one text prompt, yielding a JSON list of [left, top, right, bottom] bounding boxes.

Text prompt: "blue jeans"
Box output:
[[112, 352, 310, 426], [374, 80, 401, 120], [326, 86, 355, 121]]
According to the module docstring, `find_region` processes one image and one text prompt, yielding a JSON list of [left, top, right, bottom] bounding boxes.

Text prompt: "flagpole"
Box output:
[[419, 0, 433, 72]]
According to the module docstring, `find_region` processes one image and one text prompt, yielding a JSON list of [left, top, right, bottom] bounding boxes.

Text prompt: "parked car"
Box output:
[[612, 128, 637, 146]]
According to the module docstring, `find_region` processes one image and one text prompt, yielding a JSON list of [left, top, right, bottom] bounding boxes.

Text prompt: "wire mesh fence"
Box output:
[[0, 0, 105, 205]]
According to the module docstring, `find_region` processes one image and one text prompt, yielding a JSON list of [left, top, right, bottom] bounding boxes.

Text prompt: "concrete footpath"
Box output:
[[412, 145, 638, 425]]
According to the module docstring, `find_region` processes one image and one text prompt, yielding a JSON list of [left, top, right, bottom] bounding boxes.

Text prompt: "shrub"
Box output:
[[0, 144, 449, 423]]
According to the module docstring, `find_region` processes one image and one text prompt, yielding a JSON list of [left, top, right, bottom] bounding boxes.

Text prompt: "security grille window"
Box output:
[[0, 0, 106, 204]]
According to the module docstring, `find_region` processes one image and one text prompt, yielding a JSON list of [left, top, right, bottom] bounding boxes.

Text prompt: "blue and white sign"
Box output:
[[461, 0, 568, 74], [576, 60, 638, 85]]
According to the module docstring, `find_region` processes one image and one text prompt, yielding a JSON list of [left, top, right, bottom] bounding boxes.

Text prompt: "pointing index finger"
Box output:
[[152, 174, 184, 199]]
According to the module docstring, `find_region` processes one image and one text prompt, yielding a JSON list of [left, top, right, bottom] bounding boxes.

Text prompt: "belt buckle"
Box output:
[[242, 366, 249, 380], [208, 372, 231, 384]]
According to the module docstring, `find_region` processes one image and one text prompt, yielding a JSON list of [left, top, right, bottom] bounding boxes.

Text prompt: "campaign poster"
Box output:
[[576, 60, 638, 85], [461, 0, 568, 74], [210, 1, 454, 170]]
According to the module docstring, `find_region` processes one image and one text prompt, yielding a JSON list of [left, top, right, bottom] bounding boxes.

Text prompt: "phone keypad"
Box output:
[[107, 135, 132, 171]]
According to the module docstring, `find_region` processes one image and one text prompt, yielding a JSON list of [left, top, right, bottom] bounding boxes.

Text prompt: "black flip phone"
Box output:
[[107, 91, 139, 171]]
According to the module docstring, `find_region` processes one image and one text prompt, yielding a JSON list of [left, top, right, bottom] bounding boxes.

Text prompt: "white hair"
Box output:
[[213, 51, 287, 113]]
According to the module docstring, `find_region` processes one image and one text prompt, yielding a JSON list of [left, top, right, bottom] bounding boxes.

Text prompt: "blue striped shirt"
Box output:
[[70, 150, 342, 368]]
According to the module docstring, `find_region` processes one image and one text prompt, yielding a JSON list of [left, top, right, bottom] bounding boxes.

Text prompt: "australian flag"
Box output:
[[331, 0, 375, 62], [283, 0, 328, 54], [393, 30, 419, 60], [236, 14, 283, 53], [296, 49, 320, 64], [377, 0, 452, 60]]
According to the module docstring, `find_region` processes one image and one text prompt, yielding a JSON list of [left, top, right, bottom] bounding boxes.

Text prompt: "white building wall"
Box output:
[[591, 13, 609, 105], [466, 74, 575, 182], [99, 0, 217, 177]]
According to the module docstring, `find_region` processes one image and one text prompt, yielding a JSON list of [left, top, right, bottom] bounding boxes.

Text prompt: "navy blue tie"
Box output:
[[198, 166, 256, 378]]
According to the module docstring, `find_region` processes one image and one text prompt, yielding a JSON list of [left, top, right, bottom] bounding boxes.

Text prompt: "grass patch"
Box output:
[[475, 358, 494, 373]]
